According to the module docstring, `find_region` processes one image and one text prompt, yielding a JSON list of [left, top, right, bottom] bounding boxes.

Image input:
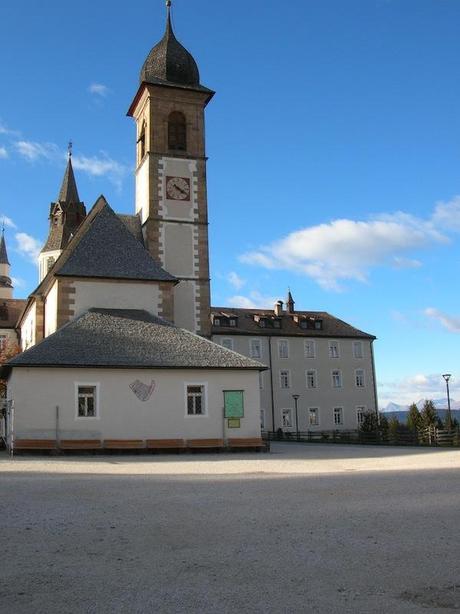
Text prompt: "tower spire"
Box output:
[[58, 153, 80, 204]]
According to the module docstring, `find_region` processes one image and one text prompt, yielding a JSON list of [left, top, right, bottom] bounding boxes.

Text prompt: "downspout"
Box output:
[[370, 339, 379, 425], [269, 336, 276, 434]]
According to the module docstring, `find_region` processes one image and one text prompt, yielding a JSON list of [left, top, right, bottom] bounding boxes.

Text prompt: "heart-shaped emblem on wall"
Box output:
[[130, 379, 156, 402]]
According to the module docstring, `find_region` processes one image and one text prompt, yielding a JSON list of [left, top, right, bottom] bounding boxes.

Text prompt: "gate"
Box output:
[[0, 399, 14, 455]]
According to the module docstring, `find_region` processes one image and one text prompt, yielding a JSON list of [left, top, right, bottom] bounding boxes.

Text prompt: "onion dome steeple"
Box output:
[[140, 0, 200, 87]]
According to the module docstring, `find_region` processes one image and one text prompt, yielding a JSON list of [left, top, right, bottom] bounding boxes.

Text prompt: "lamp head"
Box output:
[[442, 374, 451, 383]]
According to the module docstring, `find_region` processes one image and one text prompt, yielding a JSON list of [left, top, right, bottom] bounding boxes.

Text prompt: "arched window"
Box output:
[[168, 111, 187, 151], [138, 121, 146, 162]]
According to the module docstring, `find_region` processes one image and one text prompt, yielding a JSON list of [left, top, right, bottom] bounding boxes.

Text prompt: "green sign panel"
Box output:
[[224, 390, 244, 419]]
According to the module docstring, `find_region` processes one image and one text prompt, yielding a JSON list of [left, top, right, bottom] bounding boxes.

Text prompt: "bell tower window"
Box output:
[[138, 121, 146, 163], [168, 111, 187, 151]]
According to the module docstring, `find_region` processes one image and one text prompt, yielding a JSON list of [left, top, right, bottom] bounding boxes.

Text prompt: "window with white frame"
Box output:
[[333, 407, 343, 426], [356, 406, 366, 425], [259, 372, 264, 390], [328, 341, 340, 358], [280, 370, 291, 389], [308, 407, 319, 427], [186, 384, 206, 416], [306, 370, 317, 389], [304, 340, 316, 359], [353, 341, 363, 359], [278, 339, 289, 359], [77, 385, 98, 418], [332, 370, 342, 388], [250, 338, 262, 359], [260, 409, 266, 430], [282, 408, 293, 428], [221, 338, 234, 351], [355, 369, 365, 388]]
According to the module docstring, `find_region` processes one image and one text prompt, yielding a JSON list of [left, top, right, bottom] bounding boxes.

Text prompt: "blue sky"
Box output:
[[0, 0, 459, 406]]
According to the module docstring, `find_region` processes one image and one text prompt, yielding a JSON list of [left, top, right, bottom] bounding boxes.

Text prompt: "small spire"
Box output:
[[58, 155, 80, 204], [0, 230, 10, 266]]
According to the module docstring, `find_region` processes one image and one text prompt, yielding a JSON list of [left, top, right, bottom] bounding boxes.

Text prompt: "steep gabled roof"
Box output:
[[5, 309, 266, 371], [54, 196, 175, 282]]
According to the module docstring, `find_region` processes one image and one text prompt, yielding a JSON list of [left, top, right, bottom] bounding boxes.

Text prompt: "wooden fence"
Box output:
[[265, 426, 460, 447]]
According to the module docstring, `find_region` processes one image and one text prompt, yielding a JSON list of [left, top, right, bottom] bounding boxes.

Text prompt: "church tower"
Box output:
[[39, 149, 86, 281], [0, 229, 13, 300], [128, 1, 214, 336]]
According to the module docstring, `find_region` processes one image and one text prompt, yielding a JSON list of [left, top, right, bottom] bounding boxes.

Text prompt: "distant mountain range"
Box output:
[[381, 398, 460, 413], [380, 398, 460, 424]]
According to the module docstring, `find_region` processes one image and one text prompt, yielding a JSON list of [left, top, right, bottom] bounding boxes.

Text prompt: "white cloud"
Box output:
[[227, 290, 278, 309], [15, 232, 41, 263], [72, 153, 129, 191], [228, 271, 245, 290], [392, 256, 422, 269], [0, 147, 8, 159], [378, 372, 460, 407], [241, 213, 447, 291], [0, 216, 17, 230], [424, 308, 460, 333], [14, 140, 59, 162], [88, 83, 111, 97], [11, 277, 25, 289], [432, 196, 460, 232], [0, 121, 20, 136]]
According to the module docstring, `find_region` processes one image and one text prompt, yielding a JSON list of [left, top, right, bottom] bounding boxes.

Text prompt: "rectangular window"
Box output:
[[355, 369, 365, 388], [308, 407, 319, 427], [221, 338, 234, 351], [214, 318, 221, 326], [77, 385, 98, 418], [250, 339, 262, 359], [333, 407, 343, 426], [0, 335, 6, 351], [282, 408, 293, 428], [306, 370, 317, 389], [186, 384, 206, 416], [229, 318, 237, 327], [304, 340, 316, 359], [356, 406, 366, 425], [353, 341, 363, 359], [280, 370, 291, 389], [332, 370, 342, 388], [328, 341, 340, 358], [278, 340, 289, 359]]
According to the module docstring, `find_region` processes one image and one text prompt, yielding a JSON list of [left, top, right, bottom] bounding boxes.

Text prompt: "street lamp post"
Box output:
[[292, 394, 300, 441], [442, 374, 452, 429]]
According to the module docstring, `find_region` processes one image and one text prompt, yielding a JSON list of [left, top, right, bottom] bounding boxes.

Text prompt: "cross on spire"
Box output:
[[68, 140, 73, 158], [166, 0, 171, 7]]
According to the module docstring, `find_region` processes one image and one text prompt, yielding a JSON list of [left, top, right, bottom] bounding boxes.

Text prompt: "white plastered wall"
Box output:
[[72, 280, 161, 318], [8, 368, 261, 441], [44, 280, 58, 337], [20, 303, 36, 351]]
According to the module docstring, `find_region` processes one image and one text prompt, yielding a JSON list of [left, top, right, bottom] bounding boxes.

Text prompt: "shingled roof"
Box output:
[[54, 197, 175, 282], [0, 299, 27, 329], [5, 309, 266, 371], [211, 307, 376, 339]]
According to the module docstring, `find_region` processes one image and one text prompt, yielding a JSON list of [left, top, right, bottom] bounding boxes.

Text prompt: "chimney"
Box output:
[[274, 300, 283, 317]]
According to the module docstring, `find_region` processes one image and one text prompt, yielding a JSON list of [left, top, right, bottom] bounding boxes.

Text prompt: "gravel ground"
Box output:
[[1, 442, 460, 613]]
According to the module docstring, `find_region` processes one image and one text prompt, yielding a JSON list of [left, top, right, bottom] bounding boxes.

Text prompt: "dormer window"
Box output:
[[168, 111, 187, 151], [259, 318, 266, 328], [299, 320, 308, 329], [314, 320, 323, 330], [273, 319, 281, 329], [47, 256, 55, 272], [214, 317, 221, 326], [229, 318, 237, 327]]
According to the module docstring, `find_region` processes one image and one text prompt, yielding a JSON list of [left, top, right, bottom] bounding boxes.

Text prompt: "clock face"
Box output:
[[166, 176, 191, 201]]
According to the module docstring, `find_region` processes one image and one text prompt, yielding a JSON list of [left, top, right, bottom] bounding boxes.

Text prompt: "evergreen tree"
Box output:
[[421, 400, 438, 428], [360, 411, 379, 432], [407, 403, 422, 431]]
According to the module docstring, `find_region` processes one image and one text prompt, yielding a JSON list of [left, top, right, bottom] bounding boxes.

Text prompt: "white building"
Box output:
[[211, 293, 378, 434]]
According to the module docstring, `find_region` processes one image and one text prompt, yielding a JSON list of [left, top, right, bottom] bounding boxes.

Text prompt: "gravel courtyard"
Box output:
[[2, 442, 460, 613]]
